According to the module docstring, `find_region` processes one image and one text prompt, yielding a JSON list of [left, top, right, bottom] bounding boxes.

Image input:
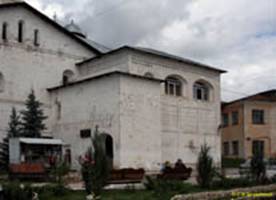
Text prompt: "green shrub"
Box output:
[[269, 158, 276, 165], [211, 177, 254, 189], [222, 157, 245, 168], [196, 143, 215, 188], [2, 182, 33, 200], [144, 176, 201, 200], [80, 127, 111, 196], [50, 160, 70, 196], [250, 152, 266, 183]]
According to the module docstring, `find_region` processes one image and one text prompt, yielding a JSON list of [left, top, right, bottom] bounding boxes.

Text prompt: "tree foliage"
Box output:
[[250, 151, 266, 183], [0, 107, 21, 170], [80, 127, 111, 196], [21, 90, 47, 138], [196, 143, 215, 188], [8, 107, 21, 138]]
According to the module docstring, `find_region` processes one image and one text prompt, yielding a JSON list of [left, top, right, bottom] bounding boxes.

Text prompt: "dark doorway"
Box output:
[[101, 134, 114, 168]]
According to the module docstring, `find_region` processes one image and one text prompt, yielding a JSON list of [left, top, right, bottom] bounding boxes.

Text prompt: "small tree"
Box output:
[[250, 151, 266, 183], [80, 126, 110, 197], [51, 160, 70, 196], [8, 107, 21, 138], [21, 90, 47, 138], [0, 107, 21, 170], [196, 143, 215, 188]]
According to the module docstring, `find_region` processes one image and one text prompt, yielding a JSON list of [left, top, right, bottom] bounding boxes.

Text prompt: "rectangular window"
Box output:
[[223, 142, 229, 156], [232, 111, 239, 125], [252, 109, 264, 124], [232, 141, 239, 156], [2, 22, 7, 41], [222, 113, 229, 127], [34, 29, 40, 46], [18, 21, 24, 43], [252, 140, 264, 157], [80, 129, 91, 138]]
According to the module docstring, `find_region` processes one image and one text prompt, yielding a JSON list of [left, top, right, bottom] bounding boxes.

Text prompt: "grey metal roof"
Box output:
[[47, 71, 164, 91], [65, 20, 85, 37], [132, 46, 226, 73], [77, 36, 111, 53], [19, 138, 63, 145], [77, 46, 226, 73]]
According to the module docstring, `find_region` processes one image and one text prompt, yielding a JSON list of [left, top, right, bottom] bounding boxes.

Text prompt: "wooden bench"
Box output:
[[157, 167, 192, 181], [108, 168, 145, 184], [9, 163, 47, 180]]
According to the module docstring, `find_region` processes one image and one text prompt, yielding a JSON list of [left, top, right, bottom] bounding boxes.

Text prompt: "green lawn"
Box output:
[[39, 190, 161, 200]]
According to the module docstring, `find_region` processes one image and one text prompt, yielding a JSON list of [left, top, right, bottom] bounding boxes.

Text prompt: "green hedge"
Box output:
[[222, 157, 245, 168]]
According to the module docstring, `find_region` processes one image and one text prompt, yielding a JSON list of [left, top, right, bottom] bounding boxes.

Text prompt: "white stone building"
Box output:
[[0, 1, 225, 170]]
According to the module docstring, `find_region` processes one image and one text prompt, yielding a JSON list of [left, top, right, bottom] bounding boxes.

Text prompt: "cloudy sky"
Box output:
[[25, 0, 276, 102]]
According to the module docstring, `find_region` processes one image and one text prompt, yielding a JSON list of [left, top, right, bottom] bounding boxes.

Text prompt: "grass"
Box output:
[[38, 190, 157, 200]]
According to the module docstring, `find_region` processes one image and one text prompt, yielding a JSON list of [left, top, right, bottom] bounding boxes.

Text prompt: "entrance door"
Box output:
[[100, 134, 114, 168], [252, 140, 264, 157]]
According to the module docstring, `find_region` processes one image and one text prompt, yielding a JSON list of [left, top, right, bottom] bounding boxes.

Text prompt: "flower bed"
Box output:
[[171, 184, 276, 200]]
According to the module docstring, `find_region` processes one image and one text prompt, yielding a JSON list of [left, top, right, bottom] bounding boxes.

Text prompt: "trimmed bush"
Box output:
[[196, 143, 215, 188], [250, 152, 266, 183], [2, 182, 33, 200], [222, 157, 245, 168]]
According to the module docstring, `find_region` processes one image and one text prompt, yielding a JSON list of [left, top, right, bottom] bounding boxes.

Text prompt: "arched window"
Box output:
[[0, 73, 5, 92], [144, 72, 154, 78], [62, 70, 74, 85], [18, 20, 24, 43], [165, 76, 182, 96], [2, 22, 8, 41], [34, 29, 39, 46], [193, 81, 210, 101]]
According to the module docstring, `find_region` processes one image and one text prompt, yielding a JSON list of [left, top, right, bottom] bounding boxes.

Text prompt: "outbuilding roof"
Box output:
[[77, 46, 226, 73], [19, 138, 63, 145], [223, 89, 276, 106], [47, 71, 164, 91]]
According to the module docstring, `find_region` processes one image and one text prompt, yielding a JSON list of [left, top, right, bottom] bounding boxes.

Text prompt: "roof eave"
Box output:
[[76, 46, 226, 73], [47, 71, 164, 91]]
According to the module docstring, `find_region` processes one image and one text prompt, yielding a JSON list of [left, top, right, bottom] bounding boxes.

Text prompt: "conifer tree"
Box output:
[[8, 107, 21, 138], [0, 107, 21, 170], [21, 90, 47, 138], [80, 126, 110, 197], [196, 143, 215, 188]]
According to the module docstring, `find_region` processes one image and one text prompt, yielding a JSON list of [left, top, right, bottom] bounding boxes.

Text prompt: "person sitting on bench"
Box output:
[[174, 159, 187, 170]]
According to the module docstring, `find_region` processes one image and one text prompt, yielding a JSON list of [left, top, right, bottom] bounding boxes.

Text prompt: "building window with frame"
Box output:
[[34, 29, 40, 46], [2, 22, 8, 41], [252, 109, 264, 124], [62, 70, 74, 85], [252, 140, 264, 157], [232, 111, 239, 125], [232, 140, 239, 156], [223, 142, 229, 156], [0, 72, 4, 92], [18, 20, 24, 43], [222, 113, 229, 127], [193, 82, 209, 101], [165, 76, 182, 96], [80, 129, 91, 138]]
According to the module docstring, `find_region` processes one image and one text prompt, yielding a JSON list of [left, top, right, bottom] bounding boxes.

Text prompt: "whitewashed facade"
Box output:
[[0, 1, 224, 170]]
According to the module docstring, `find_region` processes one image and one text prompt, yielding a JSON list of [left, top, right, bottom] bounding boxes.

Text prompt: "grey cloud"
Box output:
[[27, 0, 276, 101]]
